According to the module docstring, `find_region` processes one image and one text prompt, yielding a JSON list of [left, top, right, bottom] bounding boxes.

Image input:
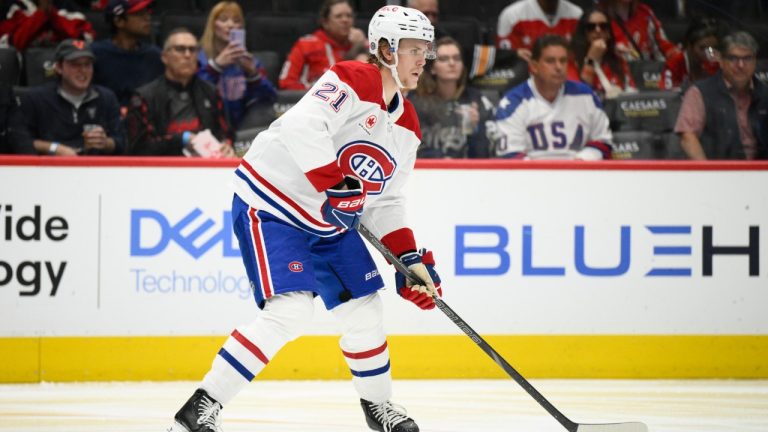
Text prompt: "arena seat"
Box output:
[[23, 47, 57, 87], [245, 14, 316, 66], [157, 13, 207, 44], [357, 0, 385, 16], [83, 10, 111, 41], [252, 50, 280, 85], [274, 89, 306, 117], [755, 59, 768, 84], [151, 0, 198, 14], [445, 0, 508, 22], [198, 0, 271, 14], [238, 103, 276, 131], [439, 18, 482, 62], [642, 0, 681, 18], [659, 18, 688, 47], [628, 60, 666, 91], [0, 47, 20, 86], [611, 130, 660, 159], [605, 89, 683, 133], [658, 131, 687, 160], [272, 0, 318, 14]]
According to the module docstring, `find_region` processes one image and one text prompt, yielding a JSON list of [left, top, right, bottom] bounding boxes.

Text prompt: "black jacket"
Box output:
[[694, 71, 768, 160], [0, 83, 22, 154], [14, 81, 124, 154], [124, 75, 232, 156]]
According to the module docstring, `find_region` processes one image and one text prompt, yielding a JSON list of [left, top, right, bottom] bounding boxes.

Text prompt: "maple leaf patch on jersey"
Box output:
[[337, 141, 396, 195]]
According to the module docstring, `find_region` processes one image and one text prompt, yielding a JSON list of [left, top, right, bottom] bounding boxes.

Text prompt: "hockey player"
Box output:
[[168, 6, 441, 432], [493, 34, 613, 160]]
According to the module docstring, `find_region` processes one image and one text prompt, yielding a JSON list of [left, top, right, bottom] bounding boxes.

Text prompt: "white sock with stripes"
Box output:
[[333, 292, 392, 402], [201, 291, 315, 405]]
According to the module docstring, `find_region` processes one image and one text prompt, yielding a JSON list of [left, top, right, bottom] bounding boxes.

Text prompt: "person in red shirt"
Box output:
[[278, 0, 367, 90], [496, 0, 582, 62], [568, 8, 635, 99], [598, 0, 680, 62], [0, 0, 95, 51], [660, 17, 723, 90]]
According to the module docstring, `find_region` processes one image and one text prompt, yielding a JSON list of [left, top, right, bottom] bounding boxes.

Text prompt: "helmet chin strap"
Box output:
[[378, 50, 406, 89]]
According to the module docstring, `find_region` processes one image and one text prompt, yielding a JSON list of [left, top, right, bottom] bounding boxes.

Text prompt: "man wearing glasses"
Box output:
[[124, 28, 234, 156], [675, 31, 768, 160]]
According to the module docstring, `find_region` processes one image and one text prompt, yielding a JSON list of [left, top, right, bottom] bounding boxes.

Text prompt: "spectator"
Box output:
[[91, 0, 164, 107], [675, 31, 768, 160], [492, 34, 613, 160], [407, 0, 447, 39], [279, 0, 367, 90], [409, 36, 495, 158], [660, 17, 723, 91], [408, 0, 438, 25], [13, 39, 123, 155], [0, 0, 95, 51], [568, 8, 636, 99], [597, 0, 680, 62], [124, 28, 234, 157], [496, 0, 582, 63], [197, 1, 277, 129]]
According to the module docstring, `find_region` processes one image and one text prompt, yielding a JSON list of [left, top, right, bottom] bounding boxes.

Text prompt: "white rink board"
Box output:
[[1, 165, 766, 336]]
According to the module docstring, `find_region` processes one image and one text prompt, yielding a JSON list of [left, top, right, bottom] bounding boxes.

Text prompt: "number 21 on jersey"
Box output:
[[312, 82, 349, 112]]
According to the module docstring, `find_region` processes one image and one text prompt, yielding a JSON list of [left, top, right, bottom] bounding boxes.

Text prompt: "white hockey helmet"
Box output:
[[367, 6, 435, 60]]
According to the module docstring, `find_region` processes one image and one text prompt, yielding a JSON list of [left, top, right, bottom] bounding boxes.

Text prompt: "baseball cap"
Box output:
[[55, 39, 95, 62], [106, 0, 154, 18]]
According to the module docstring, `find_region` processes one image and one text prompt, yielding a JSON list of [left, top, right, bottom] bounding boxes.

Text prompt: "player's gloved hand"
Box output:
[[396, 249, 442, 310], [321, 175, 366, 231]]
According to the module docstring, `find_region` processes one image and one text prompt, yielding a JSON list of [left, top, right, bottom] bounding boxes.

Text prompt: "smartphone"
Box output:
[[229, 29, 245, 47]]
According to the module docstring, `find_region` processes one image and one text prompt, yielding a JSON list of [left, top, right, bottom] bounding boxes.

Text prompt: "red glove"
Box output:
[[396, 249, 442, 310]]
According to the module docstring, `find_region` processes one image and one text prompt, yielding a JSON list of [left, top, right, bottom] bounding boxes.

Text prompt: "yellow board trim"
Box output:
[[2, 335, 767, 383]]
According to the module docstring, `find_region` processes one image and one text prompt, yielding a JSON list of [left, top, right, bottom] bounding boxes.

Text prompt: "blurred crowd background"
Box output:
[[1, 0, 766, 160]]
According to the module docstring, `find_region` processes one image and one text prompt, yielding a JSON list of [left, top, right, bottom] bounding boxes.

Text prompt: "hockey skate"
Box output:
[[360, 399, 419, 432], [168, 389, 223, 432]]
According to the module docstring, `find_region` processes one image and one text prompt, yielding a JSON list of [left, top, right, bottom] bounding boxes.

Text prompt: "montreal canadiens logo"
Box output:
[[288, 261, 304, 272], [365, 115, 377, 129], [337, 141, 396, 195]]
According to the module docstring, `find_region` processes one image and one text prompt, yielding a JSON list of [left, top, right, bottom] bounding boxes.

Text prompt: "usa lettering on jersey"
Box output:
[[494, 79, 613, 160]]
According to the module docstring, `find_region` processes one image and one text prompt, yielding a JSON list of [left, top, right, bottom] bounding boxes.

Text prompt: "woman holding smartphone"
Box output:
[[198, 1, 277, 128]]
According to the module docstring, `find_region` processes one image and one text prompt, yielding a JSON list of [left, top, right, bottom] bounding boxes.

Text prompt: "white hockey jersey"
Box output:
[[493, 78, 613, 160], [233, 61, 421, 253]]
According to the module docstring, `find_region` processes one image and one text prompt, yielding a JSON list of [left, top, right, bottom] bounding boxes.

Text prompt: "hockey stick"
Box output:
[[357, 223, 648, 432]]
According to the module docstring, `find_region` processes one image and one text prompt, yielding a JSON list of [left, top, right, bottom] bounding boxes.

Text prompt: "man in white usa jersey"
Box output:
[[493, 34, 613, 160], [168, 6, 441, 432]]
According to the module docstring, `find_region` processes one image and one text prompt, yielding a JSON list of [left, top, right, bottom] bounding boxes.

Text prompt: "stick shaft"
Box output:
[[356, 224, 578, 432]]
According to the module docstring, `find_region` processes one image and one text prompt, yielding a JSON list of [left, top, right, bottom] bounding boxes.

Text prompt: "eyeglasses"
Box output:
[[436, 54, 462, 63], [586, 22, 609, 32], [723, 54, 756, 65], [398, 47, 436, 60], [168, 45, 199, 54]]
